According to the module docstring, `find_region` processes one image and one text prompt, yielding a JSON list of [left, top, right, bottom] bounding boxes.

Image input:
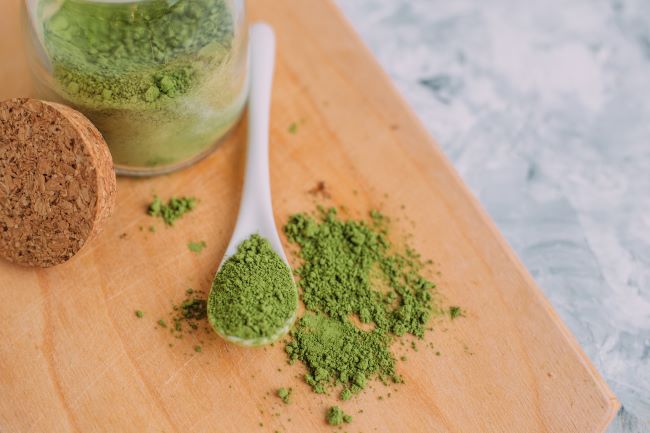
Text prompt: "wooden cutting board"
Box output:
[[0, 1, 618, 432]]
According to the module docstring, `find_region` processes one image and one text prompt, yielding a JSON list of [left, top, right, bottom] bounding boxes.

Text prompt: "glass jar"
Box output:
[[23, 0, 248, 176]]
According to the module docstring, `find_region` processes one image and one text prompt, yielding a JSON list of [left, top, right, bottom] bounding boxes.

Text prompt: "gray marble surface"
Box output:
[[335, 0, 650, 431]]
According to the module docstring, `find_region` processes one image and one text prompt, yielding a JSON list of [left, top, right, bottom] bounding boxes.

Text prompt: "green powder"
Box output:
[[148, 195, 196, 226], [285, 208, 433, 338], [326, 406, 352, 426], [161, 290, 209, 339], [284, 208, 437, 397], [188, 240, 207, 254], [38, 0, 247, 169], [287, 314, 398, 395], [207, 235, 297, 343], [277, 387, 292, 404], [179, 298, 208, 321]]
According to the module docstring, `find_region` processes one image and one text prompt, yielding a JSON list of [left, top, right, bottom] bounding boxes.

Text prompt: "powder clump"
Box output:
[[286, 314, 397, 396], [277, 387, 292, 404], [208, 234, 297, 342], [284, 208, 437, 397], [326, 406, 352, 426], [148, 195, 197, 226]]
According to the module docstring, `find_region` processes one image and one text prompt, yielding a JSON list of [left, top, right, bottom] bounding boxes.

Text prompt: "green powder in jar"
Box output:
[[284, 207, 438, 398], [207, 234, 297, 343], [39, 0, 247, 170]]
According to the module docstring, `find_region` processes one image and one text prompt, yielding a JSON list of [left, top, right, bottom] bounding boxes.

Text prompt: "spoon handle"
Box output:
[[226, 23, 282, 258], [246, 23, 275, 215]]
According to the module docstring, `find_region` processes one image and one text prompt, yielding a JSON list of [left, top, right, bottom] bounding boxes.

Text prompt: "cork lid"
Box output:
[[0, 98, 116, 267]]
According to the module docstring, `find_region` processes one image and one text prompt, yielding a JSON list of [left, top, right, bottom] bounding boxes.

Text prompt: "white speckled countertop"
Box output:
[[335, 1, 650, 431]]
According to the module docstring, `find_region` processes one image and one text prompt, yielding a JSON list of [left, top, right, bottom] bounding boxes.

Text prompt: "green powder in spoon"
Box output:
[[207, 234, 297, 342]]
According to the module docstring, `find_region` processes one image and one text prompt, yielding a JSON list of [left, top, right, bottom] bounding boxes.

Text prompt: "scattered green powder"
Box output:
[[288, 122, 298, 134], [450, 306, 462, 319], [277, 387, 292, 404], [148, 225, 156, 233], [180, 298, 208, 321], [283, 207, 436, 397], [148, 195, 197, 225], [208, 234, 297, 342], [188, 240, 207, 254], [326, 406, 352, 426], [156, 289, 209, 341], [142, 288, 214, 352], [135, 310, 144, 318]]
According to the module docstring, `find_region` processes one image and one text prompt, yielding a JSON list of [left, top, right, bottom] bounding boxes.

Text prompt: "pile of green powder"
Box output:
[[326, 406, 352, 426], [208, 235, 297, 343], [277, 387, 292, 404], [284, 208, 437, 399], [287, 314, 397, 397], [148, 195, 196, 226]]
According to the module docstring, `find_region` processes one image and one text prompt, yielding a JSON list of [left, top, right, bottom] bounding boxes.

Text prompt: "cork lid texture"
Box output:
[[0, 98, 116, 267]]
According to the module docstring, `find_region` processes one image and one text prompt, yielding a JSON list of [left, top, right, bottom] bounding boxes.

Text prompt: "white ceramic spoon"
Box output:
[[208, 23, 297, 346]]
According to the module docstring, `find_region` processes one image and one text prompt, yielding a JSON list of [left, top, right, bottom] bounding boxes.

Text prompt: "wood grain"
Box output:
[[0, 1, 618, 432]]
